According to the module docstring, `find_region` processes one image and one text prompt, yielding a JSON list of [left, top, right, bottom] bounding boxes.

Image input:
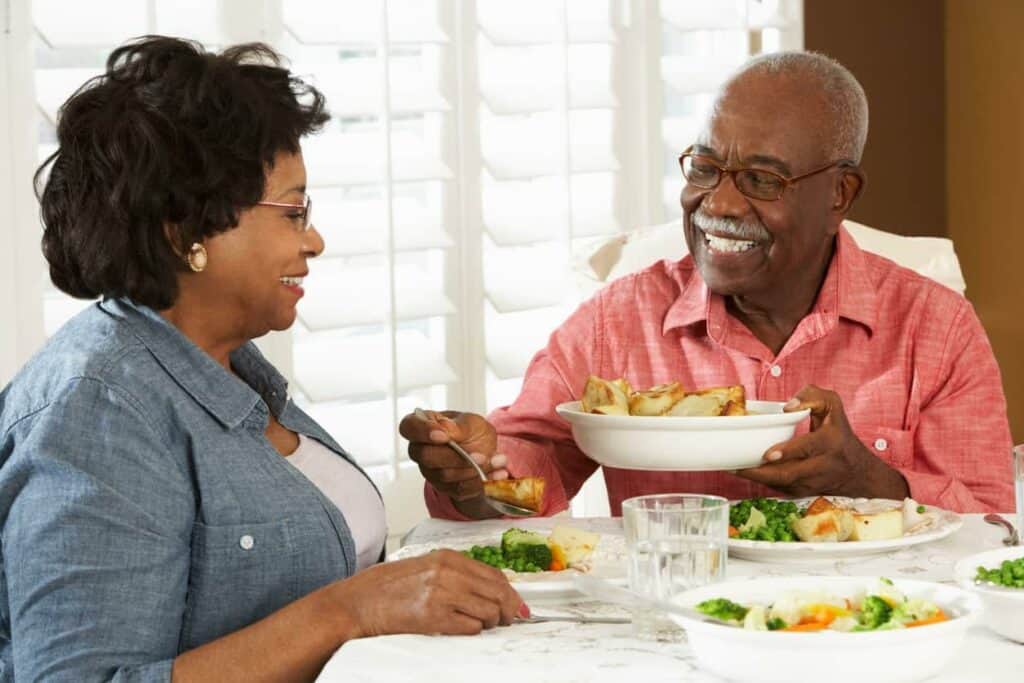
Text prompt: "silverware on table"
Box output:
[[983, 513, 1020, 546], [572, 573, 733, 626], [413, 407, 535, 517], [516, 614, 632, 625]]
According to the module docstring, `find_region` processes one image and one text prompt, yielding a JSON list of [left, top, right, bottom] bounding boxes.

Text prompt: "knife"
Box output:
[[516, 614, 631, 624]]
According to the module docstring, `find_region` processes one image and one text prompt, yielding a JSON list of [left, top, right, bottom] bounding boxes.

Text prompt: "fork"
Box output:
[[516, 614, 631, 625], [413, 408, 535, 517], [983, 514, 1020, 546]]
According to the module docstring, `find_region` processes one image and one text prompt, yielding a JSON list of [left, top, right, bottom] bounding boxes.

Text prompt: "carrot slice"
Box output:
[[728, 526, 739, 538], [905, 609, 949, 628], [782, 621, 831, 632]]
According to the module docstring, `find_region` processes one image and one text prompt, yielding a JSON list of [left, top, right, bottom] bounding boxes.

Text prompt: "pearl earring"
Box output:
[[187, 243, 208, 273]]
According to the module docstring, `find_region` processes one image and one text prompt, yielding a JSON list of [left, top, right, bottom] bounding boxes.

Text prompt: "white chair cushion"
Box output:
[[577, 219, 966, 296]]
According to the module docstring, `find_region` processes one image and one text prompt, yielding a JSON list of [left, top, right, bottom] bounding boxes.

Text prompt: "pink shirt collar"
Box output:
[[662, 225, 879, 358]]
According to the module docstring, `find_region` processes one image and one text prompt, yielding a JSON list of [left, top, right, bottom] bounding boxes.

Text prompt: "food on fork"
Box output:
[[579, 375, 746, 417], [483, 477, 546, 513]]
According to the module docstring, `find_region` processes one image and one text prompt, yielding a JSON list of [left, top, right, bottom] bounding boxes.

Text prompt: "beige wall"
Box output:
[[805, 0, 947, 238], [946, 0, 1024, 442]]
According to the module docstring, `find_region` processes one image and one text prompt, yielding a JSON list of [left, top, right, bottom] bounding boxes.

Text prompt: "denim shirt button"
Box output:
[[239, 534, 255, 550]]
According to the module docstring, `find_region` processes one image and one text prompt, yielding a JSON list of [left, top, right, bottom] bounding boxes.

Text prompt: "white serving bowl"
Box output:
[[555, 400, 809, 471], [954, 545, 1024, 642], [668, 576, 980, 683]]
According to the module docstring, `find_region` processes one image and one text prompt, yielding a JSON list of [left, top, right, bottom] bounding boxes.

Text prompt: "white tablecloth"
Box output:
[[319, 514, 1024, 682]]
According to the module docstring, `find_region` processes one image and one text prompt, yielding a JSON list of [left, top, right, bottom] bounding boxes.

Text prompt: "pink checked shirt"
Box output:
[[426, 227, 1015, 517]]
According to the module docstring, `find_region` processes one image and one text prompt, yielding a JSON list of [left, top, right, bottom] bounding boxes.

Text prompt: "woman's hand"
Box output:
[[335, 550, 526, 638]]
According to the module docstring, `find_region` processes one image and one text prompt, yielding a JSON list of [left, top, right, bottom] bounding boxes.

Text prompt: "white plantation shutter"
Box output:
[[475, 0, 624, 410], [658, 0, 803, 219], [283, 0, 458, 480], [5, 0, 805, 528], [30, 0, 226, 336]]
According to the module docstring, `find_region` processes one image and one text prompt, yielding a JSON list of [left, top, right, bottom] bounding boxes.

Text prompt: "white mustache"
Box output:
[[692, 209, 770, 242]]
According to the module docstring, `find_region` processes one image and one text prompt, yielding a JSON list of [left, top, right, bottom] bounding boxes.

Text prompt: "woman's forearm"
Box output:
[[171, 580, 357, 683]]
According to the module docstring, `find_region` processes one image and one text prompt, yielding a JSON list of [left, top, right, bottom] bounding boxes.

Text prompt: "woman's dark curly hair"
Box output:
[[35, 35, 330, 309]]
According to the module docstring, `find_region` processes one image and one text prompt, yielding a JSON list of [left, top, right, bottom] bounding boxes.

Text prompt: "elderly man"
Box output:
[[401, 51, 1014, 517]]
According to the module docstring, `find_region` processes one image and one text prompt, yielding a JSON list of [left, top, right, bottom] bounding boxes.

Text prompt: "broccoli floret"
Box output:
[[696, 598, 749, 622], [855, 595, 893, 630], [766, 617, 787, 631], [500, 528, 552, 571], [504, 543, 552, 571], [501, 528, 548, 552]]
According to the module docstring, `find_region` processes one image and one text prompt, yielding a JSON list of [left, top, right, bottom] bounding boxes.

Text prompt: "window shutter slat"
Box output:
[[299, 268, 454, 330], [304, 132, 453, 185], [33, 0, 148, 47], [294, 330, 456, 402], [283, 0, 448, 45]]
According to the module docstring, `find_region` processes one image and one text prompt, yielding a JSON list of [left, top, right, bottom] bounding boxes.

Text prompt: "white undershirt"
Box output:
[[285, 433, 386, 572]]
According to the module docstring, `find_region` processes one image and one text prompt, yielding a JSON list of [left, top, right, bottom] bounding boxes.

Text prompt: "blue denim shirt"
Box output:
[[0, 299, 379, 682]]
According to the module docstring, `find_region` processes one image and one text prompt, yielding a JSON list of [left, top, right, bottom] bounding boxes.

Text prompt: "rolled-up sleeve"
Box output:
[[901, 302, 1015, 512], [0, 378, 193, 682]]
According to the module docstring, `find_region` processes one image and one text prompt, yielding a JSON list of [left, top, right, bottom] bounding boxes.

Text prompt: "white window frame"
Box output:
[[1, 0, 45, 385]]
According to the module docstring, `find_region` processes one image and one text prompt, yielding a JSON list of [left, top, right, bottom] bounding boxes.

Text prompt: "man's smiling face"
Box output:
[[681, 73, 847, 300]]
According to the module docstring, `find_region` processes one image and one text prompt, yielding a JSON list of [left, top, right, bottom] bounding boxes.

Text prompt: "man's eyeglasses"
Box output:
[[255, 194, 313, 232], [679, 147, 854, 201]]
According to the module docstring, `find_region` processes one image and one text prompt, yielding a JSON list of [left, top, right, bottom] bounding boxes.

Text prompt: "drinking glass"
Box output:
[[1014, 445, 1024, 545], [622, 493, 729, 639]]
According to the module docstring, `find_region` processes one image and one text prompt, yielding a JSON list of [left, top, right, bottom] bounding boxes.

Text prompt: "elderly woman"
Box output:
[[0, 36, 521, 681]]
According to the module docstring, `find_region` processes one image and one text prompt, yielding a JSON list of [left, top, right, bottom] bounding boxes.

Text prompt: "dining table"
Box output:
[[318, 514, 1024, 682]]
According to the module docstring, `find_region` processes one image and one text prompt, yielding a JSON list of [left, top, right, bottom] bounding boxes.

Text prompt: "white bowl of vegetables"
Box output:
[[668, 576, 980, 683], [954, 546, 1024, 643]]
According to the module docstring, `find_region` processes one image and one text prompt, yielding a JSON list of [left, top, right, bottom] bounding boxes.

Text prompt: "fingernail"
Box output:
[[518, 602, 531, 618], [470, 452, 487, 465], [766, 450, 782, 462], [429, 430, 448, 442], [784, 398, 800, 410]]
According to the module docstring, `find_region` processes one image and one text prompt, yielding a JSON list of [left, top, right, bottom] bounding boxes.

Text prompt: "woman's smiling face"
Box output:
[[197, 150, 324, 340]]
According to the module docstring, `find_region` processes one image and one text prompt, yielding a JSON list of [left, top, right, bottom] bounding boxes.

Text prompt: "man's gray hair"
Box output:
[[721, 51, 869, 163]]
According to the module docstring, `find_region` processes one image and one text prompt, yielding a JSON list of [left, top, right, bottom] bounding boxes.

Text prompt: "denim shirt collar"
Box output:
[[100, 298, 286, 429]]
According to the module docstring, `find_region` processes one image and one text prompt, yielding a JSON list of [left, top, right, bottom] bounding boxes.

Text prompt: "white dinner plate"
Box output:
[[555, 400, 810, 471], [727, 497, 963, 562], [388, 530, 627, 598]]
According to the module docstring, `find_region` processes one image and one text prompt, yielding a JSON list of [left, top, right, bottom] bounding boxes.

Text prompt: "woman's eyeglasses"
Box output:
[[255, 194, 313, 232]]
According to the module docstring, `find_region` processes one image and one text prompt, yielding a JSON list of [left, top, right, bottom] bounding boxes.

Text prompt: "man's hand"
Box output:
[[736, 385, 910, 500], [399, 410, 510, 518]]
